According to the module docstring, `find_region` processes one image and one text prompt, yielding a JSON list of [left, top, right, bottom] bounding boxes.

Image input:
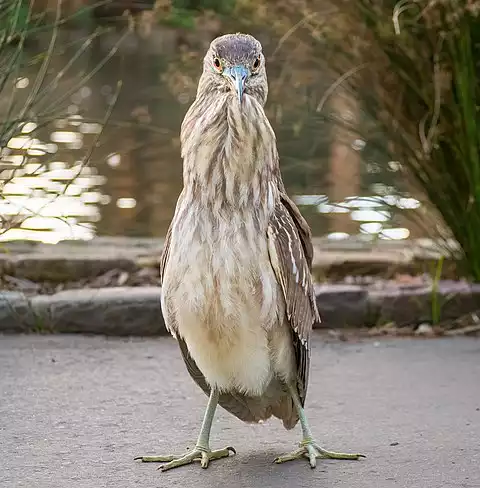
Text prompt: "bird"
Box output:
[[135, 32, 364, 471]]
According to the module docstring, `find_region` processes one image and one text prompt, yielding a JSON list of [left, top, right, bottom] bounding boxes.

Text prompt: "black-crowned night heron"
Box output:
[[135, 33, 364, 471]]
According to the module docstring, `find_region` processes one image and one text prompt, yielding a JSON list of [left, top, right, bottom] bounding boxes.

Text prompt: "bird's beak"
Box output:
[[223, 65, 249, 105]]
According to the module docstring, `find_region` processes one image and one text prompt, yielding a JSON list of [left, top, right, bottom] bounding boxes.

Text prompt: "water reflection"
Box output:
[[0, 26, 423, 243], [1, 100, 109, 242], [293, 194, 417, 241]]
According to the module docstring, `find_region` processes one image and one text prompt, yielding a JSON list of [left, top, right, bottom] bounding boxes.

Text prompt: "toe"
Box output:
[[306, 444, 317, 468], [313, 444, 366, 460], [160, 460, 184, 472], [274, 448, 305, 464], [200, 451, 209, 469], [135, 455, 176, 462], [159, 452, 197, 471], [213, 448, 233, 459]]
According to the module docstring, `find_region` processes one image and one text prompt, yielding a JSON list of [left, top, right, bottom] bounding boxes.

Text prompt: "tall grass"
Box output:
[[0, 0, 126, 238], [316, 0, 480, 280]]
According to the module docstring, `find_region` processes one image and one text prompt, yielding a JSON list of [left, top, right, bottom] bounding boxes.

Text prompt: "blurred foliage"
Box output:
[[161, 8, 196, 28], [161, 0, 236, 28], [2, 0, 436, 241], [0, 0, 39, 42], [0, 0, 125, 235], [314, 0, 480, 279], [172, 0, 235, 14], [158, 0, 334, 194]]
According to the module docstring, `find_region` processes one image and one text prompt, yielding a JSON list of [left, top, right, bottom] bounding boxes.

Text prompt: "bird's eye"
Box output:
[[213, 57, 222, 72], [252, 56, 261, 71]]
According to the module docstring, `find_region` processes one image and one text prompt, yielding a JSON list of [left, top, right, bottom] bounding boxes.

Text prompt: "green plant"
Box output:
[[431, 255, 444, 324], [161, 0, 237, 28], [0, 0, 31, 41], [31, 312, 50, 334], [161, 7, 196, 28], [316, 0, 480, 280], [172, 0, 236, 15]]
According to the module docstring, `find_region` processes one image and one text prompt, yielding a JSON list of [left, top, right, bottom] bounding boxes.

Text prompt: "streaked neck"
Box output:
[[180, 93, 279, 209]]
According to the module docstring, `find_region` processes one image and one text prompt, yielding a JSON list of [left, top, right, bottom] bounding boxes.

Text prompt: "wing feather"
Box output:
[[159, 224, 172, 285], [267, 193, 320, 405]]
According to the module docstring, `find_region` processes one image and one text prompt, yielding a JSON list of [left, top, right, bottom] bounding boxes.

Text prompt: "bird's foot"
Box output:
[[274, 438, 365, 468], [135, 445, 235, 471]]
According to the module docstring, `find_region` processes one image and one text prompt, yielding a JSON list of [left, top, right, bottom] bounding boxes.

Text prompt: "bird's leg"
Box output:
[[274, 384, 365, 468], [135, 387, 235, 471]]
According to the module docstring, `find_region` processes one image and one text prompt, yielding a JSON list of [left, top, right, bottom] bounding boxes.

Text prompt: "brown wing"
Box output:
[[267, 193, 320, 405], [280, 193, 314, 268]]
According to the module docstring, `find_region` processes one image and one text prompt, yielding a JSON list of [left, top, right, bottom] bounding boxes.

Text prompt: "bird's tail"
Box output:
[[271, 393, 298, 430], [177, 336, 299, 429], [218, 382, 299, 430]]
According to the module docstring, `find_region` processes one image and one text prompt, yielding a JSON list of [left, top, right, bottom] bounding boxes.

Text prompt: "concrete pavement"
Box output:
[[1, 333, 480, 488]]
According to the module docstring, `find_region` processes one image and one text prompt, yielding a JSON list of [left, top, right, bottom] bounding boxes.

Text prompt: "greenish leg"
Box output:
[[274, 385, 365, 468], [135, 388, 235, 471]]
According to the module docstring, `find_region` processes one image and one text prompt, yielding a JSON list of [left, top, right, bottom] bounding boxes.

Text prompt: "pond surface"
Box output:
[[0, 25, 422, 243]]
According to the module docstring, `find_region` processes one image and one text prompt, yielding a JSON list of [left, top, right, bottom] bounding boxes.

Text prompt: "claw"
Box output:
[[275, 440, 364, 468]]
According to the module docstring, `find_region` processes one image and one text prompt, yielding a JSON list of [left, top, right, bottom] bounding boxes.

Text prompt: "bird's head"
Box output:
[[200, 33, 268, 107]]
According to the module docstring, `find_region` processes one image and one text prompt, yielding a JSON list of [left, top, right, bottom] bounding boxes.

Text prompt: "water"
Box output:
[[0, 26, 422, 243]]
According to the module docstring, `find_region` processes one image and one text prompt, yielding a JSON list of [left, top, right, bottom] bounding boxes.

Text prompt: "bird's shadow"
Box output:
[[134, 444, 366, 485], [135, 448, 357, 488], [214, 448, 332, 485]]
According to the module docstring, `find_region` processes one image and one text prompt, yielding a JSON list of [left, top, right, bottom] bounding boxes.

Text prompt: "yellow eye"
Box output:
[[253, 56, 261, 70], [213, 57, 222, 71]]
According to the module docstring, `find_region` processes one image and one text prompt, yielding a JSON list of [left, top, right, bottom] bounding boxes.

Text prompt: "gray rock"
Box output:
[[3, 275, 41, 292], [0, 291, 36, 332], [368, 287, 431, 326], [1, 285, 372, 335], [439, 281, 480, 320], [368, 281, 480, 326], [1, 281, 479, 336], [315, 284, 369, 328], [29, 287, 166, 336], [415, 323, 435, 336], [9, 255, 139, 282], [0, 236, 460, 282], [0, 255, 12, 275]]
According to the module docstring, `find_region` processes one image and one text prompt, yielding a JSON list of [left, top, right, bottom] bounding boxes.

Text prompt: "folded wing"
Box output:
[[267, 193, 320, 405]]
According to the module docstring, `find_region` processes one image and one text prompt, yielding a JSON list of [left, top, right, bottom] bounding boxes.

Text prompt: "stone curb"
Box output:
[[1, 282, 479, 335], [0, 255, 139, 282], [0, 288, 164, 335], [0, 237, 458, 282], [0, 251, 440, 282]]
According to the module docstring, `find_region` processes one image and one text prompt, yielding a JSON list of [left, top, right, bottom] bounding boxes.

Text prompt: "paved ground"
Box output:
[[1, 334, 480, 488]]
